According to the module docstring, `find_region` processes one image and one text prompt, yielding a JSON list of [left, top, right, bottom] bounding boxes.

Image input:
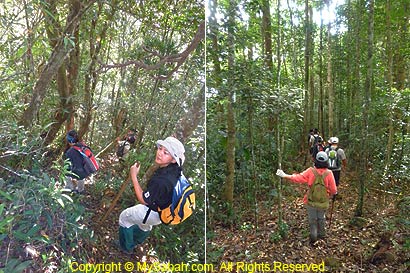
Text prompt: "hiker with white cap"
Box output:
[[276, 151, 337, 246], [118, 136, 185, 254]]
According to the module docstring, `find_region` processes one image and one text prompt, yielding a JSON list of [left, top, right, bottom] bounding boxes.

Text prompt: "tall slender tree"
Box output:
[[327, 0, 334, 137], [303, 0, 312, 151], [355, 0, 374, 217], [224, 0, 237, 204], [384, 0, 394, 172]]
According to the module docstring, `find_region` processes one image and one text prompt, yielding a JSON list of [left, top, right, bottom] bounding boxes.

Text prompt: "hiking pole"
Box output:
[[328, 197, 336, 229], [94, 139, 116, 159], [95, 129, 132, 158], [99, 173, 131, 223]]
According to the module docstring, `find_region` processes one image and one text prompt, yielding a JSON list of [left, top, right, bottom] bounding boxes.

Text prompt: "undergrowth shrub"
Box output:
[[0, 122, 94, 272], [0, 160, 94, 272]]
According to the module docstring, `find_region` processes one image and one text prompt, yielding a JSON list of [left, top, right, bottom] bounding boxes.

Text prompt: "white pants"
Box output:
[[65, 176, 84, 192], [119, 204, 162, 231]]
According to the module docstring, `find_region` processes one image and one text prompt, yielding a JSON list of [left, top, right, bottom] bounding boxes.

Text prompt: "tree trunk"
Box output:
[[327, 2, 334, 137], [208, 0, 222, 87], [43, 0, 81, 145], [275, 0, 285, 235], [308, 5, 314, 130], [79, 1, 117, 140], [318, 4, 324, 136], [384, 0, 394, 172], [175, 85, 205, 143], [19, 0, 82, 128], [262, 0, 273, 70], [224, 0, 237, 204], [355, 0, 374, 217], [345, 0, 353, 135], [302, 0, 311, 152], [286, 0, 298, 81], [262, 0, 275, 132], [23, 0, 35, 82]]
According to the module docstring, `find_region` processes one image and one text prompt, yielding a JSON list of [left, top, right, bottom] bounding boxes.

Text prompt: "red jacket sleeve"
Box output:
[[287, 168, 314, 185]]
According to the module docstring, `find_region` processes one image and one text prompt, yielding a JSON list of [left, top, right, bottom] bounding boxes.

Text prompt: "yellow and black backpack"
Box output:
[[158, 174, 195, 225]]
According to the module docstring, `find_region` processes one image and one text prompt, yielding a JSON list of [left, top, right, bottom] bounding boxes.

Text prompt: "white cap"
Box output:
[[316, 151, 329, 162], [156, 137, 185, 166], [330, 137, 339, 144]]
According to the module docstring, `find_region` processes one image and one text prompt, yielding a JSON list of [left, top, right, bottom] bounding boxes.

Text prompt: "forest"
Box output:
[[206, 0, 409, 272], [0, 0, 205, 272], [0, 0, 409, 273]]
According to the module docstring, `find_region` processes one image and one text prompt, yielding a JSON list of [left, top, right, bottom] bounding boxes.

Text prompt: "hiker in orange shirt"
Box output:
[[276, 151, 337, 245]]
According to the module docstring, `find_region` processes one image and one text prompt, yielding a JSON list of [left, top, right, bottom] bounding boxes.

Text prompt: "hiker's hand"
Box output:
[[332, 192, 338, 201], [276, 169, 287, 178], [130, 162, 141, 177]]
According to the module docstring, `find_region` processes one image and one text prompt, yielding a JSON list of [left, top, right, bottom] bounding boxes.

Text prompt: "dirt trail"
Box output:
[[209, 172, 409, 272]]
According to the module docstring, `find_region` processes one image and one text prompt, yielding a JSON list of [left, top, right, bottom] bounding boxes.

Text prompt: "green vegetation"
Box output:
[[0, 0, 204, 271]]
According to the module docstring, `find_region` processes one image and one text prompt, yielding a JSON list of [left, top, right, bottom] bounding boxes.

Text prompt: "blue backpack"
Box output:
[[158, 174, 195, 225]]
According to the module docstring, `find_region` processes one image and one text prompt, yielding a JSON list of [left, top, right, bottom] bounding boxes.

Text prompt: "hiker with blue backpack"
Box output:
[[118, 136, 195, 254], [325, 137, 347, 189], [64, 129, 99, 194], [276, 151, 337, 245]]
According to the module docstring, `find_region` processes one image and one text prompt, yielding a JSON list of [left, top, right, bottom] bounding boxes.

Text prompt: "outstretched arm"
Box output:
[[276, 168, 311, 184]]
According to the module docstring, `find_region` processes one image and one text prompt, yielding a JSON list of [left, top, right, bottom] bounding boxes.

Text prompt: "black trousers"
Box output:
[[332, 170, 341, 187]]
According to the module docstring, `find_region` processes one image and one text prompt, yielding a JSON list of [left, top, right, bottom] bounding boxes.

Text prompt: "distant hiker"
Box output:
[[308, 128, 314, 147], [276, 151, 337, 245], [64, 130, 99, 194], [116, 129, 137, 161], [118, 136, 186, 254], [325, 137, 347, 188], [309, 128, 321, 155], [311, 136, 325, 161]]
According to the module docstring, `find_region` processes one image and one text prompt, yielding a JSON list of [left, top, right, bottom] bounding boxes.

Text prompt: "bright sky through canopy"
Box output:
[[206, 0, 345, 31]]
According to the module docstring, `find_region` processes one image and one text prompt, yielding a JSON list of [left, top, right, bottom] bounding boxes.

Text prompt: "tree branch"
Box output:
[[96, 21, 205, 79]]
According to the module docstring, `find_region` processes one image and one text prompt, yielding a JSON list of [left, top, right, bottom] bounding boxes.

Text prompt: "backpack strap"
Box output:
[[311, 167, 319, 177], [311, 167, 330, 179], [72, 145, 85, 156], [142, 207, 151, 224]]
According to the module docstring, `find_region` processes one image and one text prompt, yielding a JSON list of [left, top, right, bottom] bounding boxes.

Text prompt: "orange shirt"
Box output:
[[287, 167, 337, 204]]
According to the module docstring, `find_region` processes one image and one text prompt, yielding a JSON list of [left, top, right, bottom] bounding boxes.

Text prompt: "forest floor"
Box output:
[[209, 171, 410, 273], [75, 162, 163, 270]]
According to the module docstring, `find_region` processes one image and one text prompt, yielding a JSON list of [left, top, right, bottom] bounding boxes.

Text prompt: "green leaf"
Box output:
[[11, 260, 32, 273], [26, 224, 40, 237], [56, 198, 64, 208], [13, 230, 29, 241], [61, 194, 73, 203], [45, 212, 53, 228], [0, 203, 5, 215], [0, 190, 13, 201], [4, 259, 18, 270]]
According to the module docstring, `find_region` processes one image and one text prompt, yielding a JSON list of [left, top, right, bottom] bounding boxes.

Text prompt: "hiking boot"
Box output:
[[121, 248, 134, 255], [114, 240, 134, 255], [309, 239, 319, 247]]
